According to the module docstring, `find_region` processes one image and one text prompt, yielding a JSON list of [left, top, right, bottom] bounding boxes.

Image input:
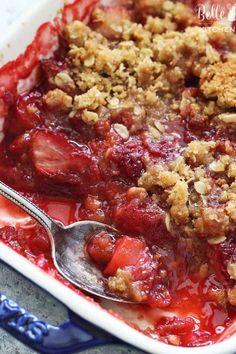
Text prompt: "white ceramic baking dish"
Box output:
[[0, 1, 236, 353]]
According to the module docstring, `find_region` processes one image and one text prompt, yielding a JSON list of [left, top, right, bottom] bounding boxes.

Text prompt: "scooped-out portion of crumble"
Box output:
[[1, 0, 236, 347]]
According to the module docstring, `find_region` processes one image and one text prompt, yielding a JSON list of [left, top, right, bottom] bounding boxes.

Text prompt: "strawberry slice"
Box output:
[[102, 235, 166, 305], [86, 231, 116, 266], [104, 236, 146, 277], [156, 316, 195, 336], [31, 130, 99, 185], [6, 92, 44, 135], [207, 236, 236, 285], [114, 199, 165, 241]]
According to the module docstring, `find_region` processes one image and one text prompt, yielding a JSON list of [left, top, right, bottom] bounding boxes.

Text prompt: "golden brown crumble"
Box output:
[[60, 2, 236, 127], [81, 110, 99, 125], [227, 286, 236, 306], [43, 89, 72, 111], [217, 113, 236, 126], [138, 138, 236, 245], [74, 87, 106, 111], [227, 263, 236, 281], [200, 60, 236, 107], [168, 179, 188, 204], [54, 72, 76, 92], [139, 165, 179, 189], [58, 1, 236, 129], [184, 141, 216, 166], [108, 269, 145, 302]]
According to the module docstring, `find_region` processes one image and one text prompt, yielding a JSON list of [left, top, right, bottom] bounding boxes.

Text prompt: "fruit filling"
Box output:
[[87, 233, 167, 305], [1, 0, 236, 347]]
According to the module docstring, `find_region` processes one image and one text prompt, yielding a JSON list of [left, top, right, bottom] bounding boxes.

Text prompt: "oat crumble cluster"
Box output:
[[38, 0, 236, 304]]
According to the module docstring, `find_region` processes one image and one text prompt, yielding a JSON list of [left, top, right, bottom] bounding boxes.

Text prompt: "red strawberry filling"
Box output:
[[31, 130, 99, 183], [87, 233, 167, 305]]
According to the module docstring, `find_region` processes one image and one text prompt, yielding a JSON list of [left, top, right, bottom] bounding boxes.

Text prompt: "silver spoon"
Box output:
[[0, 181, 129, 303]]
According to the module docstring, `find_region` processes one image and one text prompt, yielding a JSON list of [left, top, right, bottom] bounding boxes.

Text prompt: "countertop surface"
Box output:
[[0, 2, 144, 353]]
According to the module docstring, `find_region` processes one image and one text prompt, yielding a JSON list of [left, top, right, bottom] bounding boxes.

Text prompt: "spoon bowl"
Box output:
[[53, 221, 124, 301], [0, 181, 131, 303]]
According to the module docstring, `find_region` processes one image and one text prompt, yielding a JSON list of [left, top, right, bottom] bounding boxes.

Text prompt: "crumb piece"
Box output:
[[208, 287, 226, 308], [209, 156, 230, 172], [127, 187, 148, 200], [74, 87, 105, 110], [168, 180, 188, 205], [168, 181, 189, 225], [113, 123, 129, 140], [138, 165, 179, 189], [108, 269, 145, 302], [228, 163, 236, 178], [185, 141, 216, 165], [205, 44, 220, 64], [82, 110, 99, 125], [226, 200, 236, 221], [228, 286, 236, 306], [194, 180, 211, 195], [54, 72, 75, 91], [108, 97, 120, 110], [201, 60, 236, 107], [218, 113, 236, 124], [65, 20, 92, 46], [169, 156, 194, 180], [170, 204, 189, 225], [148, 125, 161, 139], [168, 1, 199, 27], [193, 207, 229, 238], [227, 262, 236, 280], [145, 16, 176, 34], [91, 7, 129, 40], [43, 89, 72, 111]]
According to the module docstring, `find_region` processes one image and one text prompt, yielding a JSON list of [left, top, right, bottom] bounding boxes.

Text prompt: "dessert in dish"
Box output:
[[1, 0, 236, 347]]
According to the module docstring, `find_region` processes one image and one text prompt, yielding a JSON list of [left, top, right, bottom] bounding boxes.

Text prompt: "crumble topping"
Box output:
[[74, 87, 106, 110], [56, 2, 236, 303], [58, 2, 232, 128], [43, 88, 72, 111], [184, 141, 216, 166], [200, 60, 236, 107], [54, 72, 76, 91], [108, 269, 144, 302], [50, 2, 236, 140], [228, 286, 236, 306], [138, 138, 236, 241], [81, 110, 99, 125]]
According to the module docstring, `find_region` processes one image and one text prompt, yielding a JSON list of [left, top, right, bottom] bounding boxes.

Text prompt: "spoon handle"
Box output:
[[0, 181, 56, 232]]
